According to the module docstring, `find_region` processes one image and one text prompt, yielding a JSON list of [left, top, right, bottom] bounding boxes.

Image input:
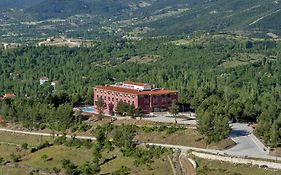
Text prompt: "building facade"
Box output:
[[93, 81, 178, 115]]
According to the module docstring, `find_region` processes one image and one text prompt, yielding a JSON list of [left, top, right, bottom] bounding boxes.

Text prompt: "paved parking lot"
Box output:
[[225, 123, 270, 158], [142, 112, 197, 125]]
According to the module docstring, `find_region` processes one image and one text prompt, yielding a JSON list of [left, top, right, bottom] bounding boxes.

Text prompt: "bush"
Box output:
[[37, 141, 52, 150], [21, 143, 29, 150], [111, 166, 130, 175], [104, 140, 113, 151], [41, 154, 48, 161], [64, 136, 83, 148], [30, 147, 38, 153], [10, 154, 21, 162], [82, 139, 93, 149], [54, 135, 67, 145], [0, 156, 4, 164], [78, 123, 91, 132]]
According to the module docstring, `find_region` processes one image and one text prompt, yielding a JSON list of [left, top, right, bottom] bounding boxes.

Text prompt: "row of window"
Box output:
[[144, 94, 172, 99], [96, 95, 134, 104], [95, 90, 136, 99]]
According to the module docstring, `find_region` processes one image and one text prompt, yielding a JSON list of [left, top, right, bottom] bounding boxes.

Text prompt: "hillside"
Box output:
[[26, 0, 156, 20], [23, 0, 281, 37], [128, 0, 281, 36], [1, 0, 281, 43], [0, 0, 44, 9]]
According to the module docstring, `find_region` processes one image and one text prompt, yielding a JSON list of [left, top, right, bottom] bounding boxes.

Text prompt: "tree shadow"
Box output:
[[230, 129, 250, 137]]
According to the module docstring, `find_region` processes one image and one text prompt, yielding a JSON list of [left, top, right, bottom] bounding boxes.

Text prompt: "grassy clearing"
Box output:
[[0, 132, 52, 146], [100, 147, 173, 175], [207, 138, 236, 150], [0, 144, 29, 160], [21, 145, 92, 169], [220, 53, 265, 68], [194, 156, 281, 175], [0, 167, 31, 175], [171, 39, 192, 45], [0, 131, 173, 175], [100, 148, 135, 174], [127, 55, 160, 64], [135, 129, 207, 148]]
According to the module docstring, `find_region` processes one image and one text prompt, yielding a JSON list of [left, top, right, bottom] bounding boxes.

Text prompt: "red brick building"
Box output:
[[93, 81, 178, 115]]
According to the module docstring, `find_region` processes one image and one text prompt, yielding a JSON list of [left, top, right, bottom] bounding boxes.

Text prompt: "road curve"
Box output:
[[179, 153, 196, 175], [0, 127, 280, 161]]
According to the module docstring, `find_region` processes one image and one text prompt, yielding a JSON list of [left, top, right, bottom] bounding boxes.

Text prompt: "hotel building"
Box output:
[[93, 81, 178, 115]]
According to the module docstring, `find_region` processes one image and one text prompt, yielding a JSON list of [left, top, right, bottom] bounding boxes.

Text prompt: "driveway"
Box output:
[[142, 112, 197, 125], [224, 123, 270, 158]]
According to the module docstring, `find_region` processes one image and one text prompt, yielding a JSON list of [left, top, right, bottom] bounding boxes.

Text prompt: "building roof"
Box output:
[[94, 86, 177, 95], [40, 76, 49, 81], [3, 93, 16, 98], [123, 81, 148, 87]]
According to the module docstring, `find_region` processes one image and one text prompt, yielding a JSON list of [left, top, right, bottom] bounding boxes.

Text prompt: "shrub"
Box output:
[[54, 135, 67, 145], [21, 143, 29, 150], [10, 154, 21, 162], [0, 157, 4, 164], [37, 141, 52, 150], [111, 166, 130, 175]]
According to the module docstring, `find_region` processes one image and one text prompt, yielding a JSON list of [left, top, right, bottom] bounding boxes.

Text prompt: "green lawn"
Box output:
[[100, 147, 173, 175], [0, 132, 52, 146], [0, 144, 29, 160], [21, 145, 93, 169], [0, 131, 174, 175], [0, 167, 31, 175], [135, 129, 207, 148]]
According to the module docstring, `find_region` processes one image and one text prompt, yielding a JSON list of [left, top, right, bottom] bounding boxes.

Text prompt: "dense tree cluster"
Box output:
[[115, 101, 143, 118], [0, 35, 280, 144], [0, 94, 74, 130]]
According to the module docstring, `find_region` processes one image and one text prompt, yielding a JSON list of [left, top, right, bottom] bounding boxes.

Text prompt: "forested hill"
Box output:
[[0, 0, 44, 9], [0, 35, 281, 145], [26, 0, 158, 19], [23, 0, 281, 36]]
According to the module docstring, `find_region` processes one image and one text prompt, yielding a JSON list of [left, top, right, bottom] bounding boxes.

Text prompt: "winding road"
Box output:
[[0, 124, 280, 162]]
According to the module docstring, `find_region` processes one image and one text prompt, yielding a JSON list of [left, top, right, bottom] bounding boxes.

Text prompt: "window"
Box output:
[[112, 98, 114, 101], [108, 97, 110, 101]]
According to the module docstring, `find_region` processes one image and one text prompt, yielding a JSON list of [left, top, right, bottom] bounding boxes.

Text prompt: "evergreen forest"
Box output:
[[0, 34, 281, 146]]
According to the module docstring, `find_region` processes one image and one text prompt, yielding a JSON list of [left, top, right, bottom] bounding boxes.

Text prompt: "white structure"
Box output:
[[113, 81, 152, 91], [39, 76, 49, 85]]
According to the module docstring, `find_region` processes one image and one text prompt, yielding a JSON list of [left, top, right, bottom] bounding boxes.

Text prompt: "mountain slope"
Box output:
[[131, 0, 281, 36], [26, 0, 153, 20], [25, 0, 281, 36], [0, 0, 44, 9]]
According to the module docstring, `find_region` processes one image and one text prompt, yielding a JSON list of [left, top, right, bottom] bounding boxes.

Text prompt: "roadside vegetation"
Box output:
[[194, 156, 279, 175], [0, 124, 173, 175]]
